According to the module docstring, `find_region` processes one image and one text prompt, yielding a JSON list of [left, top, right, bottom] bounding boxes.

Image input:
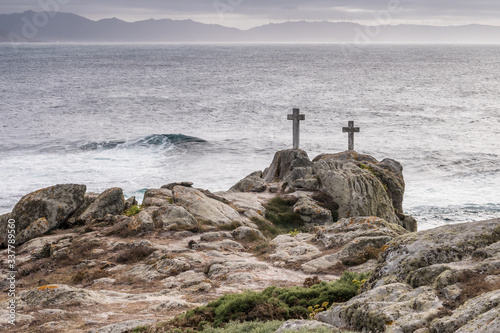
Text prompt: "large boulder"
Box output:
[[262, 149, 313, 184], [318, 283, 443, 333], [229, 149, 416, 231], [317, 219, 500, 333], [313, 152, 399, 225], [142, 188, 173, 207], [366, 218, 500, 288], [172, 186, 242, 227], [4, 184, 86, 245], [77, 187, 125, 222]]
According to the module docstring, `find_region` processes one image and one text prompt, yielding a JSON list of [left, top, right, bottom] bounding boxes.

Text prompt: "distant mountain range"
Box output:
[[1, 11, 500, 43]]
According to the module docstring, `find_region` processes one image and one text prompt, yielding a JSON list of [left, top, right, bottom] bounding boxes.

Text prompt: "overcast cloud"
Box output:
[[1, 0, 499, 28]]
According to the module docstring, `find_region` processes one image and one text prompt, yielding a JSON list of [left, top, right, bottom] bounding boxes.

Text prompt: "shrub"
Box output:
[[168, 271, 370, 330], [124, 204, 144, 217], [303, 276, 322, 288]]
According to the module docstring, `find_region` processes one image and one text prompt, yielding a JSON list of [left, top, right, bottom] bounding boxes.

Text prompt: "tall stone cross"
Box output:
[[342, 121, 360, 151], [287, 108, 305, 149]]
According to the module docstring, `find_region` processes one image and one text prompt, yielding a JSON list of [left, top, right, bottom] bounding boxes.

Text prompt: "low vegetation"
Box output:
[[199, 320, 355, 333], [124, 204, 145, 217], [250, 197, 305, 239], [199, 320, 282, 333], [163, 272, 370, 331], [141, 320, 360, 333]]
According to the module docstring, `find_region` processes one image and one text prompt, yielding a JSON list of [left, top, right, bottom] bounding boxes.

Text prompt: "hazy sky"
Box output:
[[1, 0, 499, 29]]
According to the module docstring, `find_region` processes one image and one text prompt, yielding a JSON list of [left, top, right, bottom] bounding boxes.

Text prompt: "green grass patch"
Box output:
[[168, 272, 370, 331], [124, 204, 144, 217], [251, 197, 305, 239]]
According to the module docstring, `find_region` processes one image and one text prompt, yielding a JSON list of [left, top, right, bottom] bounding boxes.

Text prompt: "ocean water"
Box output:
[[0, 43, 499, 230]]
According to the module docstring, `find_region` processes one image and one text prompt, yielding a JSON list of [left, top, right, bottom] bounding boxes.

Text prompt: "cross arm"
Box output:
[[288, 115, 305, 120], [343, 127, 360, 133]]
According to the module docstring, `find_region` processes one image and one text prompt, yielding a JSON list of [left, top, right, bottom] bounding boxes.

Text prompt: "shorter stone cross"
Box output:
[[287, 108, 305, 149], [342, 121, 360, 151]]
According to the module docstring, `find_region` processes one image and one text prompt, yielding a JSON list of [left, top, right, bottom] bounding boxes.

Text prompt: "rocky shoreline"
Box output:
[[0, 150, 498, 332]]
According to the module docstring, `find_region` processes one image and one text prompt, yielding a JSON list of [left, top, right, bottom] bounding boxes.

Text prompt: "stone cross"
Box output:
[[342, 121, 360, 151], [287, 108, 305, 149]]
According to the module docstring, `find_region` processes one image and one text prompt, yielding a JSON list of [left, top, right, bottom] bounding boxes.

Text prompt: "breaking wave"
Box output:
[[78, 134, 207, 151]]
